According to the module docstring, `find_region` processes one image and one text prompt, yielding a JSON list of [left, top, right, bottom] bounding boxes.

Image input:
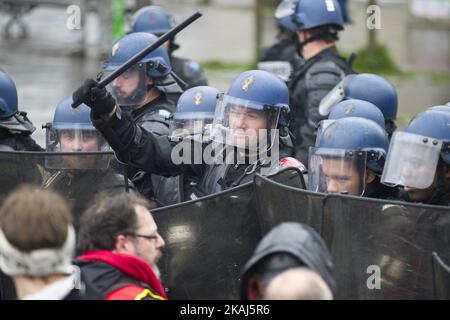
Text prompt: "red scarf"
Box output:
[[78, 250, 167, 299]]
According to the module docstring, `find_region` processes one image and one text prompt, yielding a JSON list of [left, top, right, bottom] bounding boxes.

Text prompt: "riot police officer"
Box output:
[[130, 5, 208, 90], [257, 1, 304, 83], [43, 96, 129, 226], [319, 73, 398, 139], [309, 117, 398, 199], [0, 70, 43, 151], [381, 109, 450, 206], [95, 32, 183, 200], [153, 85, 221, 205], [281, 0, 354, 165], [73, 70, 293, 197]]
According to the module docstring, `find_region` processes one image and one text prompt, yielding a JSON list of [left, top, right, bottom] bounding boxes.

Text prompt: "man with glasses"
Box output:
[[75, 192, 167, 300]]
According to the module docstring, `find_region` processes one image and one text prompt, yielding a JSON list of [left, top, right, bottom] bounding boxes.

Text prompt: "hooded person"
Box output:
[[240, 222, 335, 300]]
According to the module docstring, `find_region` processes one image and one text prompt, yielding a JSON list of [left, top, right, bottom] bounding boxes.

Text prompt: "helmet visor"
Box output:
[[275, 0, 298, 19], [210, 94, 281, 152], [308, 147, 367, 196], [169, 112, 214, 139], [104, 64, 148, 106], [45, 124, 111, 170], [318, 79, 346, 116], [381, 132, 442, 189]]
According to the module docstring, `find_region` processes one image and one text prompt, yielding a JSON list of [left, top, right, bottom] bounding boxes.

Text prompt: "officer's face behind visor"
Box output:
[[211, 95, 280, 152], [381, 131, 443, 190], [45, 126, 110, 170], [169, 113, 214, 139], [106, 64, 149, 106], [308, 147, 367, 196]]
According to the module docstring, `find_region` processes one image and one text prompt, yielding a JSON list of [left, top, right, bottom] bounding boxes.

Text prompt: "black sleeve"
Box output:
[[295, 61, 347, 164], [91, 109, 203, 178]]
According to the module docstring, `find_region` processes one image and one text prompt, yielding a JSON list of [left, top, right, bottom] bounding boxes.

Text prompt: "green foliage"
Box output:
[[201, 60, 256, 71], [353, 44, 401, 75]]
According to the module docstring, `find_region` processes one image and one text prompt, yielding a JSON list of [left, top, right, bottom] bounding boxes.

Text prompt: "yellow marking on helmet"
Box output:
[[112, 42, 120, 57], [194, 91, 203, 106], [242, 75, 255, 92], [344, 102, 355, 115]]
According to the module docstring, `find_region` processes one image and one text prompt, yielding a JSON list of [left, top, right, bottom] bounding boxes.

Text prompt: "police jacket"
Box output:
[[259, 39, 305, 83], [0, 129, 43, 151], [171, 56, 208, 90], [400, 186, 450, 207], [239, 222, 335, 299], [75, 251, 167, 300], [127, 93, 177, 201], [364, 178, 400, 200], [289, 46, 354, 165], [92, 110, 292, 198]]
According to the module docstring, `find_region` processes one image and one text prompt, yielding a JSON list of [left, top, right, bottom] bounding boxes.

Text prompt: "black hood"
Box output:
[[240, 222, 336, 299]]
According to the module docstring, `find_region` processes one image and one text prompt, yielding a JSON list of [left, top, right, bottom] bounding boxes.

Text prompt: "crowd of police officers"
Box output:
[[0, 0, 449, 300]]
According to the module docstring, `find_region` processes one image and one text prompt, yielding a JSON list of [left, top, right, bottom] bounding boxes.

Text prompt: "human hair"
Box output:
[[305, 25, 340, 43], [0, 184, 72, 252], [77, 191, 155, 254]]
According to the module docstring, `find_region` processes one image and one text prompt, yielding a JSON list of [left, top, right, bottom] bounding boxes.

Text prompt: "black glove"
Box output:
[[72, 79, 116, 116]]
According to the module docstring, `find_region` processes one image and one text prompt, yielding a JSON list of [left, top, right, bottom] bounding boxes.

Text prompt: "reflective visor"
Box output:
[[308, 147, 367, 196], [318, 78, 346, 116], [45, 125, 110, 170], [210, 94, 281, 151], [381, 132, 442, 189]]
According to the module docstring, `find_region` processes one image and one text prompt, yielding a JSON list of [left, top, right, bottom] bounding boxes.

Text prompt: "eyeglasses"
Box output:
[[125, 233, 159, 242]]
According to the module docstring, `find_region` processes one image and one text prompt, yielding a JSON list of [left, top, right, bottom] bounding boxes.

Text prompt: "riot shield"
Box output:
[[152, 181, 260, 300], [322, 195, 450, 299], [254, 172, 325, 235], [0, 151, 128, 223], [432, 252, 450, 300], [266, 167, 306, 189]]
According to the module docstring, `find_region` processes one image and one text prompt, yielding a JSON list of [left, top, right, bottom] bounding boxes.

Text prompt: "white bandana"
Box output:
[[0, 225, 75, 277]]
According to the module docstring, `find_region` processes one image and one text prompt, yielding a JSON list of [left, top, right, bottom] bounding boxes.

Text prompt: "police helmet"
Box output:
[[381, 109, 450, 190]]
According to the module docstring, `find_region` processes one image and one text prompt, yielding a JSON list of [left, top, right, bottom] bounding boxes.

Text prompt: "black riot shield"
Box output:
[[266, 167, 306, 189], [0, 151, 128, 223], [432, 252, 450, 300], [152, 181, 261, 300], [322, 195, 450, 299], [254, 172, 325, 235]]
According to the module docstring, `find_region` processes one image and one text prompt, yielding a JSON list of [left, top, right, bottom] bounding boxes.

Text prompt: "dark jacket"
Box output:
[[259, 38, 305, 83], [75, 251, 167, 300], [289, 46, 354, 165], [126, 93, 177, 202], [0, 130, 43, 151], [399, 186, 450, 207], [92, 111, 291, 197], [240, 222, 336, 299], [364, 178, 400, 200]]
